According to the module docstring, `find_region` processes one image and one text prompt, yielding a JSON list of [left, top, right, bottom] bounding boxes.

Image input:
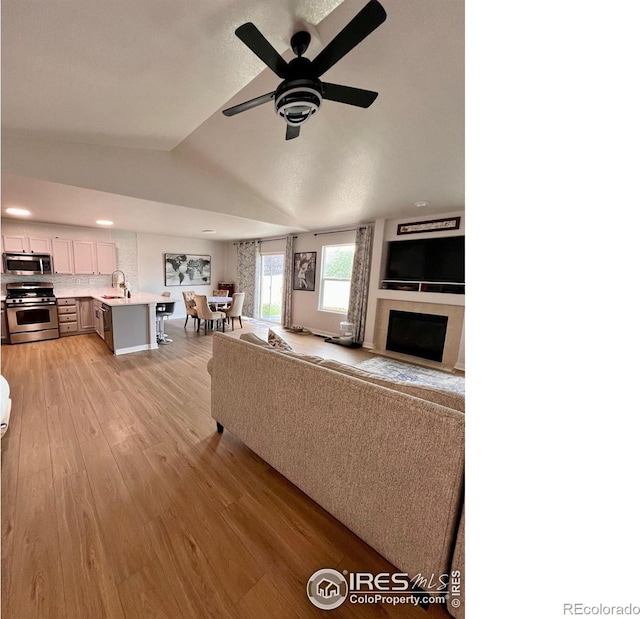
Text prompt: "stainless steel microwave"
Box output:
[[2, 252, 53, 275]]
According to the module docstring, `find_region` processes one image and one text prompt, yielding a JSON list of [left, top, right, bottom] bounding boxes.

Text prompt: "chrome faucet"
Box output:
[[111, 270, 126, 294]]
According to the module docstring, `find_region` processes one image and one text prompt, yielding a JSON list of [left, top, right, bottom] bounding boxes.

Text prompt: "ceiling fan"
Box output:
[[222, 0, 387, 140]]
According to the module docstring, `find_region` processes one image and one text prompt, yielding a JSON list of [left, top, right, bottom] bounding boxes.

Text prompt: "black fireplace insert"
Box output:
[[386, 310, 448, 362]]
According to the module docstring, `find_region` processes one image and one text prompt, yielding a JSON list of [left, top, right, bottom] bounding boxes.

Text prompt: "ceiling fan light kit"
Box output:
[[275, 83, 322, 127], [222, 0, 387, 140]]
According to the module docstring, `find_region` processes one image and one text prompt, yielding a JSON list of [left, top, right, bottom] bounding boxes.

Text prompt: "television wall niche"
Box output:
[[384, 236, 465, 291]]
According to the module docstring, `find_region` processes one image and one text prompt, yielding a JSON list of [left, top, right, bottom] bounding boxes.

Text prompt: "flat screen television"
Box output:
[[385, 236, 465, 283]]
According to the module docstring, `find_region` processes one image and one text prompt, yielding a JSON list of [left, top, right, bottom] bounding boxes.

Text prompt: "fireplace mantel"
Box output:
[[373, 299, 465, 372]]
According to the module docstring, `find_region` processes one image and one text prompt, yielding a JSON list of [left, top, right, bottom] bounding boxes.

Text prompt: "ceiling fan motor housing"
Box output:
[[275, 79, 322, 126]]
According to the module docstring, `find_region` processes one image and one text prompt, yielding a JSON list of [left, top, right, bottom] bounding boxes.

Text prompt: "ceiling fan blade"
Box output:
[[322, 83, 378, 107], [222, 91, 275, 117], [285, 124, 301, 140], [235, 23, 289, 79], [311, 0, 387, 77]]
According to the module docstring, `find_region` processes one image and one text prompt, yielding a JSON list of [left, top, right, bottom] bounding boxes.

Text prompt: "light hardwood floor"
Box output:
[[1, 319, 453, 618]]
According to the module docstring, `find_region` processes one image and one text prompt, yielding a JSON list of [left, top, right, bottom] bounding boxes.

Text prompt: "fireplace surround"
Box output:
[[374, 299, 464, 371]]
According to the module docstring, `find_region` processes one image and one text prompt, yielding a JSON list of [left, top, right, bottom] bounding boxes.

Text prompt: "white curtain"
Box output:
[[236, 241, 260, 318], [347, 224, 374, 344], [281, 234, 294, 327]]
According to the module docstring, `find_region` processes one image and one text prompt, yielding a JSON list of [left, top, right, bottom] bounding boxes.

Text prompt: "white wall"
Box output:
[[290, 230, 356, 336], [223, 231, 355, 335], [136, 233, 227, 318]]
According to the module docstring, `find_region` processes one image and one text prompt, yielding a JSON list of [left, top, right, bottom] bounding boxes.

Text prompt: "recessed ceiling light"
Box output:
[[96, 220, 114, 226], [5, 207, 31, 216], [414, 200, 430, 208], [202, 229, 217, 234]]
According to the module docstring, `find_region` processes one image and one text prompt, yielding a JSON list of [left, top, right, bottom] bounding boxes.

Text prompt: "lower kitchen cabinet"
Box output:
[[1, 301, 7, 343], [57, 297, 96, 336], [78, 298, 95, 332], [57, 299, 78, 336]]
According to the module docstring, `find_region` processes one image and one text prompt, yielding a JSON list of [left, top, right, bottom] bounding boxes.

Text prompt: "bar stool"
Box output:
[[156, 292, 175, 344]]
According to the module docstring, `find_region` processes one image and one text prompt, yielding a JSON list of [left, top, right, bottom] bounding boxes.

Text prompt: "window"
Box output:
[[260, 253, 284, 322], [319, 244, 355, 313]]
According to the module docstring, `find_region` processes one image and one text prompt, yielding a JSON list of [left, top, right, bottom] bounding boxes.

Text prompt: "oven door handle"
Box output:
[[8, 301, 58, 307]]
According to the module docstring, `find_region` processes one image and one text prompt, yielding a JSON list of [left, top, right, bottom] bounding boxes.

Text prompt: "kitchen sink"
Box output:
[[101, 295, 123, 299]]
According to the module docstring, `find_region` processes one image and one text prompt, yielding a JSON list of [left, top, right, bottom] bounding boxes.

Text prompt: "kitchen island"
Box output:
[[55, 290, 171, 355]]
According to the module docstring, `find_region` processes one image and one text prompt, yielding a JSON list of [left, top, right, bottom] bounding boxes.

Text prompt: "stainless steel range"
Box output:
[[5, 282, 59, 344]]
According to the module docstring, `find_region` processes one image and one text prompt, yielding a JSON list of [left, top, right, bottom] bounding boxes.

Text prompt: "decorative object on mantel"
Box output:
[[396, 217, 461, 236], [293, 252, 316, 291], [164, 253, 211, 286], [356, 357, 465, 395]]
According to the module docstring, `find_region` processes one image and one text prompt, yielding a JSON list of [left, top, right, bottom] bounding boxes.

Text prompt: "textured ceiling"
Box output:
[[1, 0, 464, 240]]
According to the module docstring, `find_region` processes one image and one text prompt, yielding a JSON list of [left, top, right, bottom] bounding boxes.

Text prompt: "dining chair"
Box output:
[[223, 292, 245, 331], [182, 290, 198, 329], [194, 294, 225, 334]]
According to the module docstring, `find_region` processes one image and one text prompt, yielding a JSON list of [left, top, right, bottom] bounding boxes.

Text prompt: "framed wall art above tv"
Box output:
[[164, 253, 211, 286], [397, 217, 461, 236]]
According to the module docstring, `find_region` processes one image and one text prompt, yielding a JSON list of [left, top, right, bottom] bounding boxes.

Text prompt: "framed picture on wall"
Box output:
[[293, 252, 316, 291], [164, 253, 211, 286]]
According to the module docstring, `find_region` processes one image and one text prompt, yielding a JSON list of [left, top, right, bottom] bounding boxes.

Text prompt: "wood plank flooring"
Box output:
[[1, 319, 453, 618]]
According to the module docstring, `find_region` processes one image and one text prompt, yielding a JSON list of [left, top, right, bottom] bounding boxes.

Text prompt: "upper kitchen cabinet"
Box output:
[[2, 235, 52, 254], [51, 239, 117, 275], [72, 241, 96, 275], [51, 239, 74, 274], [95, 242, 117, 275]]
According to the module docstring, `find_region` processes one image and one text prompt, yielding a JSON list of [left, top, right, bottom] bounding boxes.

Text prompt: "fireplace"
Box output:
[[373, 299, 464, 370], [386, 310, 448, 362]]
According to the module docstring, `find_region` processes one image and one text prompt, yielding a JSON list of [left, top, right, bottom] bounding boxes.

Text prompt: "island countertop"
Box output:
[[54, 289, 172, 306]]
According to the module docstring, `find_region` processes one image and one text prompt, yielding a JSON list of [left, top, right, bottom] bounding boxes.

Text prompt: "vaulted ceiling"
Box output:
[[1, 0, 464, 240]]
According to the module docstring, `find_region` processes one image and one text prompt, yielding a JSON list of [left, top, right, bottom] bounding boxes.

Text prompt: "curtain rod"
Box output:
[[233, 235, 297, 245], [313, 226, 368, 236]]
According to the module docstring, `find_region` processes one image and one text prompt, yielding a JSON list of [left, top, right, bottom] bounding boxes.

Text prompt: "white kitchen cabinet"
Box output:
[[51, 239, 74, 274], [27, 237, 52, 254], [95, 242, 116, 275], [7, 235, 117, 276], [1, 235, 51, 254], [2, 235, 28, 252], [72, 241, 96, 275]]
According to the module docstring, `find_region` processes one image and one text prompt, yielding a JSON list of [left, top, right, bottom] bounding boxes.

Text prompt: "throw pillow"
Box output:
[[239, 333, 271, 348], [267, 328, 293, 351]]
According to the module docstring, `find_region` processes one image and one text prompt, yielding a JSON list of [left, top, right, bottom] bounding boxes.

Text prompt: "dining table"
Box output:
[[207, 296, 231, 310]]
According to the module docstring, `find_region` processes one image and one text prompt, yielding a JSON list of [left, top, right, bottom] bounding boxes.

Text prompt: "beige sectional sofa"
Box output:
[[208, 332, 465, 616]]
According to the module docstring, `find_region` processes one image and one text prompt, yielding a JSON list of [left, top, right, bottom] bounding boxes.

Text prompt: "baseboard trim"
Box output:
[[115, 343, 155, 355]]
